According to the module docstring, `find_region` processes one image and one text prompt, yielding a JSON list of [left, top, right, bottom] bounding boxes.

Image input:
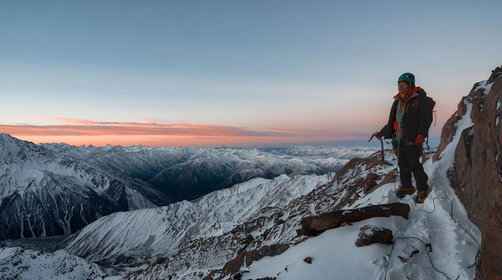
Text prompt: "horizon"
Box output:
[[1, 1, 501, 146]]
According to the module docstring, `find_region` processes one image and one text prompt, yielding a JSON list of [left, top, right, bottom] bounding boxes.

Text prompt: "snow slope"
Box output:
[[0, 247, 105, 280], [243, 218, 401, 280], [0, 134, 169, 240], [66, 174, 329, 262]]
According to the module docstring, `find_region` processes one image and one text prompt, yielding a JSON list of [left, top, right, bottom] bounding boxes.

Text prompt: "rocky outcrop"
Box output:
[[355, 225, 394, 247], [299, 203, 409, 236], [438, 66, 502, 280], [222, 244, 290, 275]]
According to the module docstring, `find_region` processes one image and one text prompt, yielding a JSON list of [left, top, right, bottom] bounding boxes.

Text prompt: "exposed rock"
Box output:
[[362, 173, 380, 193], [336, 155, 382, 183], [439, 66, 502, 280], [303, 256, 313, 264], [380, 169, 398, 185], [222, 244, 289, 275], [299, 203, 410, 237], [398, 249, 420, 263], [355, 225, 394, 247]]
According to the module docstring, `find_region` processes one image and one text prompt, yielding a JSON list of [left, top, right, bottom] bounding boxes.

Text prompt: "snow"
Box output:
[[243, 217, 405, 280], [0, 247, 104, 280], [66, 174, 330, 261], [474, 80, 493, 95]]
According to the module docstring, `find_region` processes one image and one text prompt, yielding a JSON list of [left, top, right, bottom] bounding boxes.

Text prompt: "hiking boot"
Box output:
[[415, 190, 429, 204], [396, 185, 416, 198]]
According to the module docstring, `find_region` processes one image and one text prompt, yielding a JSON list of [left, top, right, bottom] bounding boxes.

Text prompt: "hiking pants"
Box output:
[[398, 144, 429, 191]]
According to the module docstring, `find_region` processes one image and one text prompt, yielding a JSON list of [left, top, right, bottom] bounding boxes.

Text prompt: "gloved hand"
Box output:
[[370, 131, 383, 141], [415, 134, 425, 146]]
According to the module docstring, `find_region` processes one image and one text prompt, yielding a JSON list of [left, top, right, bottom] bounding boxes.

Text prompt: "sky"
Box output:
[[0, 0, 501, 146]]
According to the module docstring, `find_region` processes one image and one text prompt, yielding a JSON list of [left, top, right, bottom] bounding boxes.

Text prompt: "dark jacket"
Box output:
[[379, 87, 430, 145]]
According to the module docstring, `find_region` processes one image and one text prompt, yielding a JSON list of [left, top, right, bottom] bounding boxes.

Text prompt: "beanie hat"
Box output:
[[398, 72, 415, 86]]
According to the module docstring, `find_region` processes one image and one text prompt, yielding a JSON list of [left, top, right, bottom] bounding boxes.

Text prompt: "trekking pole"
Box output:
[[379, 138, 385, 163], [368, 135, 385, 163]]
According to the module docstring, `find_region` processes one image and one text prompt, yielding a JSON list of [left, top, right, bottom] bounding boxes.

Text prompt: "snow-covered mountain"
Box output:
[[66, 174, 329, 262], [46, 144, 371, 202], [0, 135, 373, 241], [0, 246, 104, 280], [0, 134, 170, 240]]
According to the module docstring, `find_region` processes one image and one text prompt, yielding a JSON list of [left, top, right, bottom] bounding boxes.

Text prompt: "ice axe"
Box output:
[[368, 135, 385, 163]]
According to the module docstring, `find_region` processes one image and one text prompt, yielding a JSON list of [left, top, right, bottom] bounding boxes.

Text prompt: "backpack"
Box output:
[[422, 95, 436, 147]]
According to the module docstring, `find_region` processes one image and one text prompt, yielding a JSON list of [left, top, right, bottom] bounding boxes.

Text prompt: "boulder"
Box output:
[[362, 173, 380, 193], [299, 203, 410, 236], [355, 225, 393, 247], [222, 244, 289, 275]]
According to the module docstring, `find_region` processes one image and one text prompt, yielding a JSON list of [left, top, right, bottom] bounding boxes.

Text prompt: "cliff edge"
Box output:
[[437, 66, 502, 280]]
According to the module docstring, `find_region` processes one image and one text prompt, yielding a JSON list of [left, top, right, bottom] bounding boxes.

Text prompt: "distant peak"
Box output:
[[0, 133, 51, 161], [0, 133, 21, 143]]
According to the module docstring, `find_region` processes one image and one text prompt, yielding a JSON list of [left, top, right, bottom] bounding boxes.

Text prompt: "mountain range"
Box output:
[[0, 134, 371, 241]]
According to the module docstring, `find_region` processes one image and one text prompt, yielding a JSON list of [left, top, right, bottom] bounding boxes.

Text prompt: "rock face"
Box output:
[[438, 66, 502, 280]]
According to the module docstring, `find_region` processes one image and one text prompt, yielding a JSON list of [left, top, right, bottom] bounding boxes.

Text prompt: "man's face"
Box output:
[[398, 82, 410, 93]]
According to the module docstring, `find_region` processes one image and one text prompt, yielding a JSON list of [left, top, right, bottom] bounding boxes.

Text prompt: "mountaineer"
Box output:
[[371, 72, 435, 203]]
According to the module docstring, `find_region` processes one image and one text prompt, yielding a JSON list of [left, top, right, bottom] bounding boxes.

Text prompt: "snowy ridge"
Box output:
[[0, 134, 169, 240], [48, 143, 372, 201], [0, 133, 372, 242], [66, 174, 329, 262], [0, 246, 104, 280]]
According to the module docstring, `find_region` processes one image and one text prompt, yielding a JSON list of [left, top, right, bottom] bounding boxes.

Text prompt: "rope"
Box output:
[[382, 193, 480, 279]]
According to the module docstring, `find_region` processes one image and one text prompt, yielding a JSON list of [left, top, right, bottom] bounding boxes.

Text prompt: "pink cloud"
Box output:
[[0, 117, 371, 146]]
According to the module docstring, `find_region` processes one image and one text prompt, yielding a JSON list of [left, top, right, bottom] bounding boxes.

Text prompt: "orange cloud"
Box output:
[[0, 117, 368, 146], [0, 119, 300, 146]]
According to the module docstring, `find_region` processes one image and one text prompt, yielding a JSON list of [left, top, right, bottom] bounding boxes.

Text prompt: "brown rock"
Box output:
[[444, 66, 502, 280], [362, 173, 380, 193], [336, 156, 382, 183], [380, 169, 398, 185], [222, 244, 289, 275], [298, 203, 410, 237], [433, 98, 467, 161], [303, 256, 313, 264], [355, 225, 393, 247]]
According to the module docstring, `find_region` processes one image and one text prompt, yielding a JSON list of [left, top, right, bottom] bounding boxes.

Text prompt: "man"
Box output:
[[371, 72, 430, 203]]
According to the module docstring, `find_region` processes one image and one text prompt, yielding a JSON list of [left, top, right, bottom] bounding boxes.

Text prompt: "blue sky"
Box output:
[[0, 0, 501, 145]]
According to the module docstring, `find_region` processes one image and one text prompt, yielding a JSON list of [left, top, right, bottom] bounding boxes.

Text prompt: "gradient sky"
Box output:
[[1, 0, 501, 146]]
